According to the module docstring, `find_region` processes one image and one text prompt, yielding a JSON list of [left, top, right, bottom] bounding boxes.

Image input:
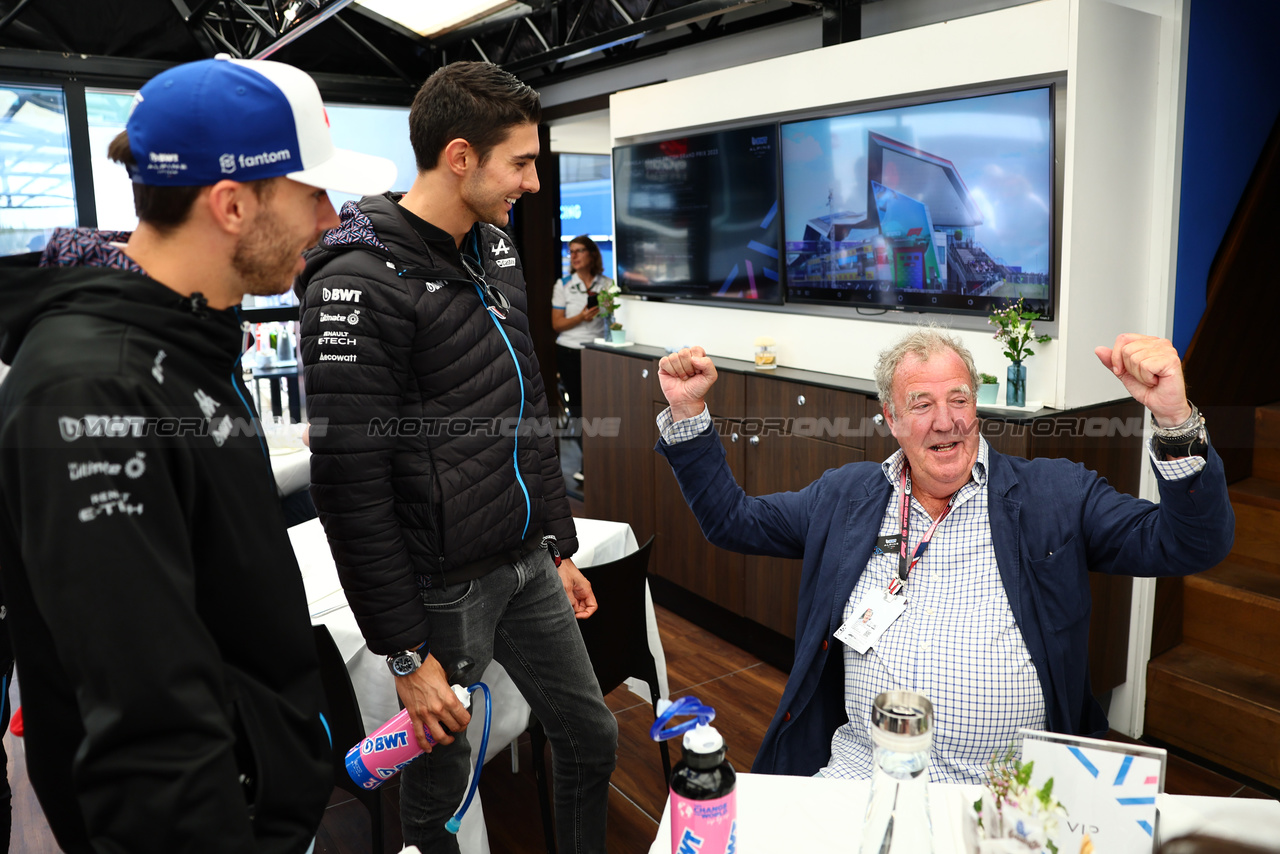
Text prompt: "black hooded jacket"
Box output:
[[0, 230, 331, 853], [296, 194, 576, 655]]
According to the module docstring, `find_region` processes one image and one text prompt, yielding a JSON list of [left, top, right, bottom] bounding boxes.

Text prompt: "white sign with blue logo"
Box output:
[[1020, 729, 1166, 854]]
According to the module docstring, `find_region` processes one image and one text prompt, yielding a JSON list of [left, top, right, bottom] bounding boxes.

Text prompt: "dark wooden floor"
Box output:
[[5, 603, 1274, 852]]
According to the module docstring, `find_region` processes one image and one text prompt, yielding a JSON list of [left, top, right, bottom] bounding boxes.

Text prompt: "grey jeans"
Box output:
[[399, 547, 618, 853]]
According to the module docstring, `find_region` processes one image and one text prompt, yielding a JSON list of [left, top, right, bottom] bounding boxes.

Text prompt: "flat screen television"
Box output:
[[612, 123, 782, 303], [780, 86, 1055, 318]]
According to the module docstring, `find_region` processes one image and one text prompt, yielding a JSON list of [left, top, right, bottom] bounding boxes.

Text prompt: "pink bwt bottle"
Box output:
[[667, 721, 736, 853], [345, 685, 471, 789]]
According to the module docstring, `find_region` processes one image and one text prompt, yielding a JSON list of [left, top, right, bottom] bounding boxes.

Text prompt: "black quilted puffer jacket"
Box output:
[[297, 193, 576, 655]]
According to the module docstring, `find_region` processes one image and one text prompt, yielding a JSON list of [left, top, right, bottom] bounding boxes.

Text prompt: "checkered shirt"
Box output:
[[822, 437, 1045, 783], [656, 404, 714, 444]]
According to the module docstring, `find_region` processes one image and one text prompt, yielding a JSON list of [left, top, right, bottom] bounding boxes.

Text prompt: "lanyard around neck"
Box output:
[[891, 463, 952, 594]]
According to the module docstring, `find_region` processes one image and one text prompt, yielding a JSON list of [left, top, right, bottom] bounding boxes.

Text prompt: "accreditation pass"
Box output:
[[834, 590, 907, 654]]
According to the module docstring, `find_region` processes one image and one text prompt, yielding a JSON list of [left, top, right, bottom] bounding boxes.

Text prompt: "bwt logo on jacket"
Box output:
[[322, 287, 363, 303]]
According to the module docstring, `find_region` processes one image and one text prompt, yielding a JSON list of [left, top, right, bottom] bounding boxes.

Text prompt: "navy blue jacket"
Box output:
[[658, 427, 1234, 776]]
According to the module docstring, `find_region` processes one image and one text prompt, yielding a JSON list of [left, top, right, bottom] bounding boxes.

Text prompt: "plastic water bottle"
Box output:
[[858, 690, 935, 854], [669, 721, 736, 854], [651, 697, 736, 854], [345, 684, 471, 790]]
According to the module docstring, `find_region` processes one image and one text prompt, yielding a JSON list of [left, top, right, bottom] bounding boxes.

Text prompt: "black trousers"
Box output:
[[556, 345, 583, 419]]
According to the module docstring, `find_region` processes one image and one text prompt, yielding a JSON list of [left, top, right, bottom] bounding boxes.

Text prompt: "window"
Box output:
[[86, 88, 140, 232], [0, 84, 76, 255], [559, 153, 613, 279], [324, 103, 417, 211]]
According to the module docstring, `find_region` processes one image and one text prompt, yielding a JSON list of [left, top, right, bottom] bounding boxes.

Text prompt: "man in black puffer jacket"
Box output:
[[297, 61, 616, 854]]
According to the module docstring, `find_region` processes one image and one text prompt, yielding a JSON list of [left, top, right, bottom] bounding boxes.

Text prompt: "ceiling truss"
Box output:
[[428, 0, 836, 84], [171, 0, 357, 59], [0, 0, 857, 93]]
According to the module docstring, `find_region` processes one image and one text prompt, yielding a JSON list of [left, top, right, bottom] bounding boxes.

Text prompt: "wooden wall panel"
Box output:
[[582, 348, 658, 542], [651, 404, 746, 614], [743, 434, 864, 637]]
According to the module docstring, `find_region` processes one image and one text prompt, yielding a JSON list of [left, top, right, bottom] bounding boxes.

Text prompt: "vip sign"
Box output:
[[1019, 730, 1166, 854]]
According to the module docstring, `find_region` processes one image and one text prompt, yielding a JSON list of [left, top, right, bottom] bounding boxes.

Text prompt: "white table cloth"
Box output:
[[288, 516, 668, 853], [647, 772, 1280, 853], [268, 445, 310, 497]]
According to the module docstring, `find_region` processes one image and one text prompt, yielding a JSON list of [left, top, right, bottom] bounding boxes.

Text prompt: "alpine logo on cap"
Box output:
[[146, 151, 186, 178]]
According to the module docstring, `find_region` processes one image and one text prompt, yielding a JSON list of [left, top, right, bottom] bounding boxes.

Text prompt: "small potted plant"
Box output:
[[978, 372, 999, 405], [608, 320, 625, 344], [596, 282, 622, 328], [989, 297, 1051, 407], [966, 745, 1069, 853]]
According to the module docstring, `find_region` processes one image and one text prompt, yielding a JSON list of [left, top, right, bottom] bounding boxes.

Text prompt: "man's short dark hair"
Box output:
[[108, 131, 278, 233], [108, 131, 203, 231], [408, 61, 541, 173]]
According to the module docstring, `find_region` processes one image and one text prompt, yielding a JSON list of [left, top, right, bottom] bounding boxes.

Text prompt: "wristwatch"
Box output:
[[387, 646, 425, 677], [1151, 402, 1209, 461]]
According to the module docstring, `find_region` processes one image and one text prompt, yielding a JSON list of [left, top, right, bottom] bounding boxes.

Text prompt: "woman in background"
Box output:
[[550, 235, 612, 485]]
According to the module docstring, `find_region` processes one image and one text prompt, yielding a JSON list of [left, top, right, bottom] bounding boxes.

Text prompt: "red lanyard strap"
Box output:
[[896, 465, 951, 585]]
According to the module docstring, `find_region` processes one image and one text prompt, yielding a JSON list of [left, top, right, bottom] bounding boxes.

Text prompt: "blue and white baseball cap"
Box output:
[[126, 54, 396, 195]]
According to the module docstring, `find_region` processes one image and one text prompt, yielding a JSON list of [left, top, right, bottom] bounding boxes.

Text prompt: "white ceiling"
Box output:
[[547, 111, 612, 155], [354, 0, 521, 37]]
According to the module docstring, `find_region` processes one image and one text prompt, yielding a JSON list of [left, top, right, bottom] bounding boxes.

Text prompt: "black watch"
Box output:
[[387, 647, 425, 677]]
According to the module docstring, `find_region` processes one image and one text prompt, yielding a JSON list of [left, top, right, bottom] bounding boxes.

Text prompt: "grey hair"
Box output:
[[874, 326, 980, 416]]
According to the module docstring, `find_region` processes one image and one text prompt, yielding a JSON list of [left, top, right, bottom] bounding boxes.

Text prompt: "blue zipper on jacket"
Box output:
[[466, 233, 532, 540]]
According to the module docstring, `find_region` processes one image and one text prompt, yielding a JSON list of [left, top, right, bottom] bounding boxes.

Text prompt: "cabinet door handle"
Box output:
[[641, 368, 649, 379], [873, 413, 885, 426], [796, 394, 806, 406], [731, 432, 740, 443], [749, 435, 760, 446]]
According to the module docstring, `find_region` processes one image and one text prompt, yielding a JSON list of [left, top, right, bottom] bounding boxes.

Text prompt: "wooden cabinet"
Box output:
[[737, 374, 869, 637], [651, 402, 747, 614], [582, 347, 659, 543], [742, 374, 868, 450], [742, 431, 864, 636]]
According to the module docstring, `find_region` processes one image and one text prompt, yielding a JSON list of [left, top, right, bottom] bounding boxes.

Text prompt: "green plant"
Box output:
[[610, 321, 622, 331], [980, 372, 998, 385], [972, 744, 1067, 853], [989, 297, 1051, 364], [596, 282, 622, 318]]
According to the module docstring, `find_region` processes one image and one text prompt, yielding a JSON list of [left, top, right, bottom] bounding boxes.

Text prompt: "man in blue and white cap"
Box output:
[[0, 55, 394, 853]]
